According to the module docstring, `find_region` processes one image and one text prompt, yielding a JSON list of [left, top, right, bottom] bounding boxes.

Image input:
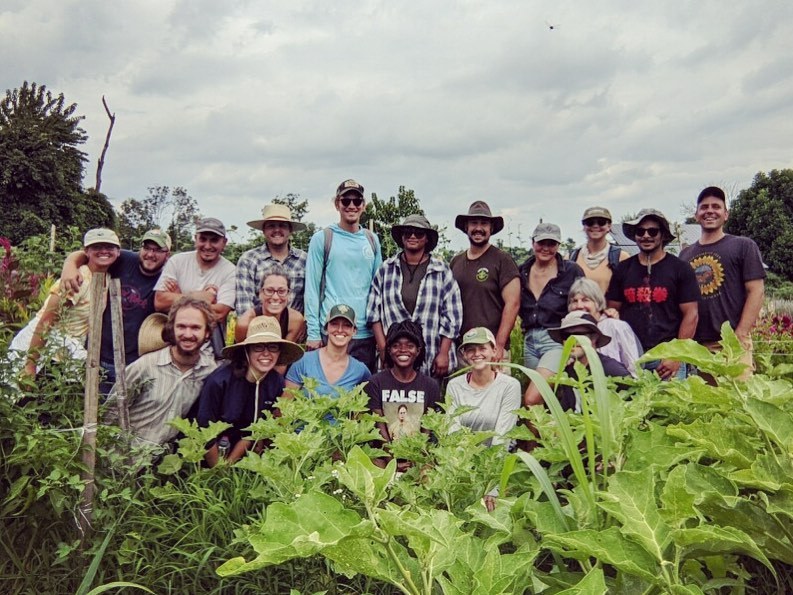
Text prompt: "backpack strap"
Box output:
[[569, 247, 581, 263], [319, 227, 333, 311], [607, 245, 621, 270]]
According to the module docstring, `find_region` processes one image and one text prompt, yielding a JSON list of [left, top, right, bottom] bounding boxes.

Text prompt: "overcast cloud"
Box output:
[[2, 0, 792, 249]]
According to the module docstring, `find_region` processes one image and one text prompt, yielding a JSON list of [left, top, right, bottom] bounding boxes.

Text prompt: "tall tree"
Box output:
[[0, 81, 114, 244], [117, 186, 201, 250], [726, 169, 793, 279], [361, 186, 425, 258]]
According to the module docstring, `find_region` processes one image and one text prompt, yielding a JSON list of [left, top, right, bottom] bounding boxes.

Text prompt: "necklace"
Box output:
[[401, 252, 428, 284]]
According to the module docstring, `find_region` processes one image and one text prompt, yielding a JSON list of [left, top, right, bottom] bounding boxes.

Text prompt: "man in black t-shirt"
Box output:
[[606, 209, 699, 380]]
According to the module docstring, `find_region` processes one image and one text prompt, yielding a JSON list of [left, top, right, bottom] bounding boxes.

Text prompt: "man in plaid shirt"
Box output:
[[367, 214, 462, 380], [235, 203, 308, 314]]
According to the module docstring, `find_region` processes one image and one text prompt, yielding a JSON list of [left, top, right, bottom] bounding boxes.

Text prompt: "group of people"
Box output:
[[6, 180, 765, 482]]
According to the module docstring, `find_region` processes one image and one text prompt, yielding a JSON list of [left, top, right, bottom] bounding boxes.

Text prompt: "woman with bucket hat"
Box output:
[[195, 316, 303, 466]]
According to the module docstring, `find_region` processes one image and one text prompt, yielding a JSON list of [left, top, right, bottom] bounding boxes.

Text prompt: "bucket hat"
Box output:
[[391, 214, 439, 252], [548, 312, 611, 348], [454, 201, 505, 235], [622, 209, 674, 245]]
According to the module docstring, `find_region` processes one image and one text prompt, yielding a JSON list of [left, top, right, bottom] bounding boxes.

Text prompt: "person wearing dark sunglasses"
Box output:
[[366, 214, 462, 381], [605, 209, 699, 381], [304, 179, 383, 372], [569, 206, 629, 294]]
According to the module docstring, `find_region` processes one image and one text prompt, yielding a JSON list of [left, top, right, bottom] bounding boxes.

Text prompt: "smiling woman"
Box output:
[[7, 228, 121, 381]]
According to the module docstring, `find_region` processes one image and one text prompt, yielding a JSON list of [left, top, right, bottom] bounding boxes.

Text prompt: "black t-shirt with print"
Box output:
[[365, 370, 440, 441]]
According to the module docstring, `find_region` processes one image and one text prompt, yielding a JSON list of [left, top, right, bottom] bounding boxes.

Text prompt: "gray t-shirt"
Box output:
[[154, 251, 237, 309], [446, 372, 521, 447]]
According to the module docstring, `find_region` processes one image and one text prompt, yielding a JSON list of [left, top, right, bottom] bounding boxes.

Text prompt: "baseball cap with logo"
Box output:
[[459, 326, 497, 350], [84, 228, 120, 248], [335, 179, 365, 198], [195, 217, 227, 238], [325, 303, 357, 327], [141, 228, 172, 250]]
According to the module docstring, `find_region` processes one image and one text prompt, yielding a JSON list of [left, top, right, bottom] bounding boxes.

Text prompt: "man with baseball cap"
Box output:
[[236, 203, 308, 315], [680, 186, 765, 380], [154, 217, 236, 358], [60, 227, 173, 392], [449, 201, 520, 365], [304, 179, 382, 372], [367, 214, 462, 380], [519, 222, 584, 369], [569, 206, 629, 294], [606, 209, 699, 380]]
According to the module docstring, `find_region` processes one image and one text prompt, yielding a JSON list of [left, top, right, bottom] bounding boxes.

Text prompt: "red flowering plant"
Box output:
[[753, 305, 793, 373], [0, 237, 44, 340]]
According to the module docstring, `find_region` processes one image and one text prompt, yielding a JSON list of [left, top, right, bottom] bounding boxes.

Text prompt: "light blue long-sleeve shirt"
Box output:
[[304, 224, 382, 341]]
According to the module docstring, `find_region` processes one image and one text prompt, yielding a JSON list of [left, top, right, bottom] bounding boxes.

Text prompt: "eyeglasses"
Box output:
[[261, 287, 289, 297], [634, 227, 661, 238], [339, 197, 364, 207], [141, 244, 168, 254], [250, 343, 280, 353], [402, 229, 426, 239], [583, 217, 609, 227]]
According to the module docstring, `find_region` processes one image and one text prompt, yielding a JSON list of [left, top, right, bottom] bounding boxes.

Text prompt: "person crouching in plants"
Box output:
[[447, 326, 521, 511], [195, 315, 304, 467], [9, 228, 121, 381], [364, 319, 441, 469]]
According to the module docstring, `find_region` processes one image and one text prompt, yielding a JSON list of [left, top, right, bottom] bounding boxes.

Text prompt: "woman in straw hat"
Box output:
[[195, 315, 303, 466], [234, 265, 306, 363], [446, 326, 521, 511], [9, 228, 121, 380]]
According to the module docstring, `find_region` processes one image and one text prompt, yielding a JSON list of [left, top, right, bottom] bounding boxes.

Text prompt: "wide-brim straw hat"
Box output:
[[454, 201, 505, 235], [222, 315, 304, 365], [247, 203, 307, 232], [391, 214, 439, 252], [138, 313, 168, 356], [548, 312, 611, 348], [622, 208, 675, 245]]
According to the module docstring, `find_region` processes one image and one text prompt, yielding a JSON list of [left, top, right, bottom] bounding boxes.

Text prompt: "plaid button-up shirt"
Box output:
[[235, 244, 307, 314], [367, 254, 463, 375]]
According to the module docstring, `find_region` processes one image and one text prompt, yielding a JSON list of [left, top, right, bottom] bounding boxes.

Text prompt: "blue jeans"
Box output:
[[523, 328, 561, 370], [642, 359, 687, 381]]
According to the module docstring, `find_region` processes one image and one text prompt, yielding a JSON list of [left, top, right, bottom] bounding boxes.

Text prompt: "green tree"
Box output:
[[0, 81, 114, 244], [361, 186, 425, 258], [117, 186, 201, 251], [726, 169, 793, 279]]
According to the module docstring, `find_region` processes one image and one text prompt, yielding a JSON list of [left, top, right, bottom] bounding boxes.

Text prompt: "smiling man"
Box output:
[[304, 179, 382, 372], [105, 297, 217, 449], [236, 203, 307, 315], [606, 209, 699, 380], [680, 186, 765, 378], [154, 217, 236, 357], [449, 201, 520, 366]]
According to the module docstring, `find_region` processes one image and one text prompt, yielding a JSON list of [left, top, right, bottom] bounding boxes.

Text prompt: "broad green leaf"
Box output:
[[377, 506, 462, 572], [217, 491, 370, 575], [743, 397, 793, 454], [334, 445, 395, 507], [544, 527, 659, 583], [760, 487, 793, 522], [438, 537, 535, 595], [669, 586, 705, 595], [465, 499, 515, 549], [515, 451, 572, 531], [666, 416, 757, 469], [659, 465, 698, 523], [598, 468, 671, 563], [672, 525, 775, 573], [522, 499, 573, 536], [156, 453, 182, 475], [623, 423, 704, 472], [556, 566, 607, 594], [729, 452, 793, 491], [640, 327, 748, 379], [324, 535, 419, 589]]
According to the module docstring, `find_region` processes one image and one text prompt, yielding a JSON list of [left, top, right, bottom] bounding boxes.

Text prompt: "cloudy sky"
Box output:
[[3, 0, 792, 250]]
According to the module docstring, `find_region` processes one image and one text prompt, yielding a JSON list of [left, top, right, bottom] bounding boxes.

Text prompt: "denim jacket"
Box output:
[[518, 254, 583, 330]]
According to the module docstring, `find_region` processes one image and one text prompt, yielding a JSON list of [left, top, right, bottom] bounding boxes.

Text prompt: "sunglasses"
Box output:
[[250, 343, 280, 353], [261, 287, 289, 297], [583, 217, 610, 227], [339, 196, 364, 207], [402, 229, 427, 239], [635, 227, 661, 238]]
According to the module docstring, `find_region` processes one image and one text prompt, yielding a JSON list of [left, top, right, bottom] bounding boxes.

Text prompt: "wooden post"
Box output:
[[78, 273, 106, 545], [108, 279, 130, 431]]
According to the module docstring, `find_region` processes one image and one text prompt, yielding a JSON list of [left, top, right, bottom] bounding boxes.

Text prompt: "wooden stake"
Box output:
[[108, 278, 129, 431], [78, 273, 106, 546]]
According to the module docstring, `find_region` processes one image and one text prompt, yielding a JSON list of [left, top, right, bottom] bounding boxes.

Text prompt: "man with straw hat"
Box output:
[[450, 201, 520, 366], [236, 202, 308, 315], [367, 214, 462, 380], [195, 315, 303, 466], [606, 208, 699, 380], [105, 297, 217, 450]]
